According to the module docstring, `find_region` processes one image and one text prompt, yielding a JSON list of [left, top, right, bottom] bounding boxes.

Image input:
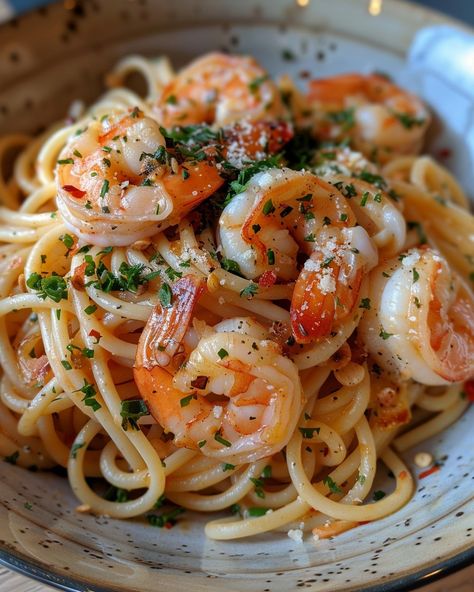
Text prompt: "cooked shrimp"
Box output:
[[218, 168, 377, 343], [156, 52, 287, 127], [134, 276, 303, 463], [359, 247, 474, 385], [16, 324, 51, 388], [308, 73, 430, 162], [312, 149, 406, 258], [56, 108, 224, 246], [312, 146, 378, 178]]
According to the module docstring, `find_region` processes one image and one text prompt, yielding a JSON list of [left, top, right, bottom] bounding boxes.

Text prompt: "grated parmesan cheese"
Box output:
[[319, 269, 336, 294], [402, 251, 421, 267], [287, 528, 304, 543], [414, 451, 433, 468]]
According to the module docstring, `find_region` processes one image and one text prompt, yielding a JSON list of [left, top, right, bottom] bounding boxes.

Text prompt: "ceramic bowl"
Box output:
[[0, 1, 473, 591]]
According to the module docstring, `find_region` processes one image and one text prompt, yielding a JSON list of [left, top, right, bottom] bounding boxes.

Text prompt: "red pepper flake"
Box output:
[[399, 470, 408, 480], [464, 380, 474, 402], [437, 147, 452, 160], [71, 262, 87, 290], [419, 465, 440, 480], [88, 329, 102, 344], [258, 270, 277, 288], [63, 185, 86, 199]]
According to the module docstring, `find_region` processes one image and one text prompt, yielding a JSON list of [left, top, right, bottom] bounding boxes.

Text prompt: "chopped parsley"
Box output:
[[357, 170, 386, 189], [247, 507, 269, 517], [26, 272, 68, 303], [280, 205, 293, 218], [214, 431, 232, 447], [164, 267, 182, 281], [147, 506, 185, 528], [120, 399, 149, 430], [240, 283, 258, 299], [299, 427, 320, 438], [76, 379, 101, 412], [249, 74, 269, 93], [222, 156, 282, 207], [60, 233, 74, 251], [217, 348, 229, 359], [321, 256, 334, 268], [180, 394, 195, 408], [250, 477, 265, 498], [262, 199, 275, 216], [323, 475, 342, 494], [100, 179, 110, 198], [158, 283, 173, 308], [220, 258, 242, 275], [327, 107, 355, 131], [393, 111, 425, 129], [70, 442, 85, 459]]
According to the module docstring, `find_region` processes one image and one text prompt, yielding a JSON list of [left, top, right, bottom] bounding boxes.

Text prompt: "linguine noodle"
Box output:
[[0, 53, 472, 541]]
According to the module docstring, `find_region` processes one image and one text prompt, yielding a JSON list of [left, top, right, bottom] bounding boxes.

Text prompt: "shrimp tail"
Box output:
[[135, 275, 205, 371], [290, 266, 336, 343], [162, 162, 224, 215]]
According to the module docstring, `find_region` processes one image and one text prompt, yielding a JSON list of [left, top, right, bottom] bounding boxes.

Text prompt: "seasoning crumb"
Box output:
[[414, 452, 433, 468], [287, 528, 303, 543]]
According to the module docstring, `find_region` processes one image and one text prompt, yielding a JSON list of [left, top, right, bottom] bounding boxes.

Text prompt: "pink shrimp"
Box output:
[[134, 276, 303, 463], [155, 52, 287, 128], [308, 73, 430, 162], [219, 167, 377, 344], [359, 247, 474, 384], [56, 108, 224, 246]]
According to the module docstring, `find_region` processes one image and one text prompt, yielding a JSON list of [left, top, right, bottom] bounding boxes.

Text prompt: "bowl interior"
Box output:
[[0, 2, 473, 592]]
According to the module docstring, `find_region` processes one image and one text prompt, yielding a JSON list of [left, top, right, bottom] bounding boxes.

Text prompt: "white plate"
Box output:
[[0, 1, 473, 591]]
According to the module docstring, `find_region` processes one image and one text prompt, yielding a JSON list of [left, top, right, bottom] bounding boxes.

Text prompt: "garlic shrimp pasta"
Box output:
[[0, 52, 472, 541]]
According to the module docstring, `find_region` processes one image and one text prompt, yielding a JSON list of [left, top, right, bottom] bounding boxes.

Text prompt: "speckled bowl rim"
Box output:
[[0, 538, 473, 592], [0, 0, 473, 591]]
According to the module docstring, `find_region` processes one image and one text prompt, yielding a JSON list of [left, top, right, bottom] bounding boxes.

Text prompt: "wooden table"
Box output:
[[1, 564, 473, 591]]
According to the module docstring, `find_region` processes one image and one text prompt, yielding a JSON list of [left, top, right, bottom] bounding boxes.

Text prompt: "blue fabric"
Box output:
[[9, 0, 50, 11], [5, 0, 474, 25]]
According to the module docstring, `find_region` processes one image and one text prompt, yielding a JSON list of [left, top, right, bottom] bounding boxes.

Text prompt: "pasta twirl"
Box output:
[[0, 52, 472, 541]]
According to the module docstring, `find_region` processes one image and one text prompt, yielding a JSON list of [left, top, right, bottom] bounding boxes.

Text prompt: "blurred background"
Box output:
[[0, 0, 473, 25]]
